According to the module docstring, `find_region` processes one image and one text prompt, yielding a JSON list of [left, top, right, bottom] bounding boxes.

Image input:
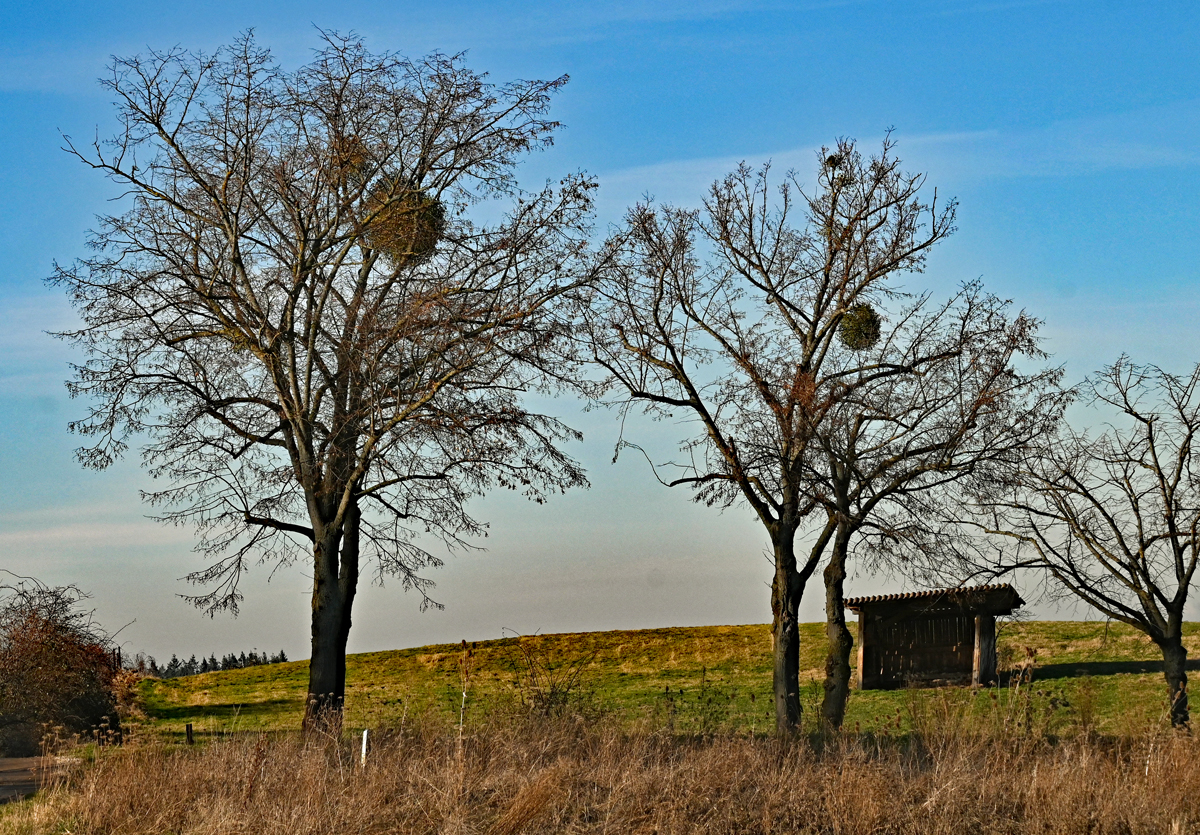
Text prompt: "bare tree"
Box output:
[[585, 139, 959, 733], [587, 139, 1064, 732], [975, 359, 1200, 727], [805, 284, 1064, 728], [52, 33, 605, 729]]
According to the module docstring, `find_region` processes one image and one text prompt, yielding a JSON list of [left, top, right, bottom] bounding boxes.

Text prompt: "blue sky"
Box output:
[[3, 0, 1200, 661]]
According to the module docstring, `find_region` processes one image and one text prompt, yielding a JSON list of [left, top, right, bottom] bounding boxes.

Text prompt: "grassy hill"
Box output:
[[136, 620, 1200, 740]]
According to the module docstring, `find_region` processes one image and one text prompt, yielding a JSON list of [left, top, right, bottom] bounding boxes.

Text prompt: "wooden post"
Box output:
[[973, 615, 997, 687], [857, 611, 869, 689], [185, 723, 194, 745]]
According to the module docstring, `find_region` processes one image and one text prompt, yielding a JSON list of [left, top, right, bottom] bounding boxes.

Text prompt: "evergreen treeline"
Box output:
[[143, 649, 288, 679]]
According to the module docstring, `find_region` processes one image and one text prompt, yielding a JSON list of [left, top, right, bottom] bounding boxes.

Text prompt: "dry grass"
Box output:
[[4, 717, 1200, 834], [10, 621, 1200, 833]]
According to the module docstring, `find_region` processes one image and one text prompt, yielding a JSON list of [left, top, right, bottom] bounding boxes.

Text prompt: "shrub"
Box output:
[[0, 578, 120, 755]]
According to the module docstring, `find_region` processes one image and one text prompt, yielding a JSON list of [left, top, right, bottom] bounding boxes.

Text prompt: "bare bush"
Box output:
[[506, 634, 597, 718], [0, 578, 120, 756]]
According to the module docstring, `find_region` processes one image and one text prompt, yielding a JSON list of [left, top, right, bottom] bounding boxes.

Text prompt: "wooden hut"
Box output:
[[846, 584, 1024, 689]]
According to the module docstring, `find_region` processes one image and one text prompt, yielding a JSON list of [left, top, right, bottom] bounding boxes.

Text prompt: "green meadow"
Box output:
[[136, 621, 1199, 741]]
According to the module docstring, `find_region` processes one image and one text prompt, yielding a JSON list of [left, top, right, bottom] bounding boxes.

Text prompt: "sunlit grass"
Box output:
[[135, 621, 1200, 740]]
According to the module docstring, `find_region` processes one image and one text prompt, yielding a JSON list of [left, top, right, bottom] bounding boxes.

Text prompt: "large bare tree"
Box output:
[[587, 139, 1063, 732], [53, 33, 605, 729], [975, 359, 1200, 727], [586, 140, 954, 733]]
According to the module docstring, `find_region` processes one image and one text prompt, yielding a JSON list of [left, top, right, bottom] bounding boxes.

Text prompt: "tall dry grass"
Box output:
[[4, 716, 1199, 834]]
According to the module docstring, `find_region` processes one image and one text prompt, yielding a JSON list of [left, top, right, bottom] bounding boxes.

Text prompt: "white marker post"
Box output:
[[361, 729, 368, 767]]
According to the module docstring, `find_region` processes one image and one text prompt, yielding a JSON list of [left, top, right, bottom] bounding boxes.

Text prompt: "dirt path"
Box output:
[[0, 758, 42, 804]]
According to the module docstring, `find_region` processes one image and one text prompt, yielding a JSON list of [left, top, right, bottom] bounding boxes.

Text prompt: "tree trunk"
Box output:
[[1159, 637, 1189, 728], [821, 528, 853, 732], [770, 537, 803, 735], [303, 503, 361, 734]]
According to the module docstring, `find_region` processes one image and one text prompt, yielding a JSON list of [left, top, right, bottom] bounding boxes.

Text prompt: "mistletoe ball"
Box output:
[[839, 303, 882, 351], [364, 181, 446, 264]]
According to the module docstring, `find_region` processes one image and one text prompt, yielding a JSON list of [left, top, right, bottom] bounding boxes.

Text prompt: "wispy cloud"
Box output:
[[468, 0, 862, 46], [902, 102, 1200, 181], [0, 0, 856, 94], [0, 504, 193, 550], [0, 294, 77, 396], [925, 0, 1075, 18], [0, 44, 114, 95], [591, 98, 1200, 216], [0, 521, 192, 550]]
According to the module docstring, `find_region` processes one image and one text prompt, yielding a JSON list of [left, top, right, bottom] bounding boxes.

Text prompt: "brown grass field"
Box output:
[[2, 620, 1200, 834], [3, 717, 1199, 833]]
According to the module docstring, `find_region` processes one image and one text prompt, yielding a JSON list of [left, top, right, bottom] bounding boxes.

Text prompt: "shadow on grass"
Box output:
[[148, 697, 302, 724], [1030, 658, 1200, 679]]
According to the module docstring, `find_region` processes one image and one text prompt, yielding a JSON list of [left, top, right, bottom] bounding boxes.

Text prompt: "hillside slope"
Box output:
[[138, 621, 1200, 738]]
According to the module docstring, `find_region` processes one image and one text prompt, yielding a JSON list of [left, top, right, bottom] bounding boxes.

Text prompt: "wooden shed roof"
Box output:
[[845, 584, 1024, 616]]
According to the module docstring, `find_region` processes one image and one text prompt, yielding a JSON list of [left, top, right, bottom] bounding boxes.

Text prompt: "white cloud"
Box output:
[[902, 102, 1200, 181], [591, 98, 1200, 217], [0, 504, 194, 551], [0, 521, 191, 551]]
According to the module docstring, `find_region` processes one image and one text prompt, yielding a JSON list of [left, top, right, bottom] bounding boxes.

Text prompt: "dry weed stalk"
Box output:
[[507, 634, 598, 718]]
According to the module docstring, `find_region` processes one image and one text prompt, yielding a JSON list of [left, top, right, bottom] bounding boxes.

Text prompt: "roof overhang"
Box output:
[[845, 584, 1025, 617]]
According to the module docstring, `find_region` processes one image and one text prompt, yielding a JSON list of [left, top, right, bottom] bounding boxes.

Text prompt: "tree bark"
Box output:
[[973, 615, 997, 687], [821, 527, 853, 732], [770, 537, 803, 735], [303, 502, 361, 734], [1159, 637, 1189, 728]]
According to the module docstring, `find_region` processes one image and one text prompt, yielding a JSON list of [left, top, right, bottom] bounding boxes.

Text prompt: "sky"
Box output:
[[3, 0, 1200, 662]]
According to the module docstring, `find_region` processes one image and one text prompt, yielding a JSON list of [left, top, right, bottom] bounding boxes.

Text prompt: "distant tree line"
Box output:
[[138, 649, 289, 679]]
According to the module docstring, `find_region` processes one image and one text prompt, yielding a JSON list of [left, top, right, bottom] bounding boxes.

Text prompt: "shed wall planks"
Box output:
[[848, 585, 1022, 690]]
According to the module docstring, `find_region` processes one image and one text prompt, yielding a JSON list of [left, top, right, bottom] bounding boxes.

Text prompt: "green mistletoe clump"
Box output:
[[839, 303, 882, 351]]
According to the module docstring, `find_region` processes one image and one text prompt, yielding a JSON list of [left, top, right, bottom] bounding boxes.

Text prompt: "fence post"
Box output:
[[185, 723, 194, 745]]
